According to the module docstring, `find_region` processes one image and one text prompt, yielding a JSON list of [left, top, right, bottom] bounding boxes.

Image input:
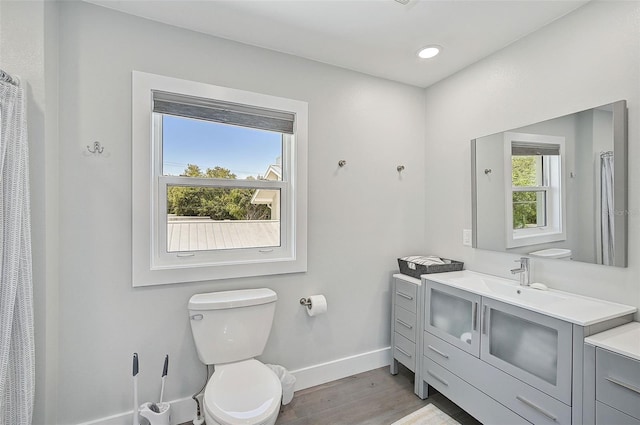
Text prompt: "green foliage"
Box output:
[[512, 156, 539, 229], [167, 164, 271, 221]]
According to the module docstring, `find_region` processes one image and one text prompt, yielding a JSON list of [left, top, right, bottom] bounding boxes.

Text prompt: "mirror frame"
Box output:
[[471, 100, 628, 267]]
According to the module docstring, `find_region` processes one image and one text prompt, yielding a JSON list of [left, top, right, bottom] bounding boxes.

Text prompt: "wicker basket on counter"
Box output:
[[397, 257, 464, 279]]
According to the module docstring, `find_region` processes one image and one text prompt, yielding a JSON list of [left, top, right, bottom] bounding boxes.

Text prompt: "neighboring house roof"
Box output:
[[167, 218, 279, 251], [251, 164, 281, 205]]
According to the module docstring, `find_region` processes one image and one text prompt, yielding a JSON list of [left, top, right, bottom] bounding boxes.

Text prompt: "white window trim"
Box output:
[[132, 71, 308, 286], [504, 132, 566, 248]]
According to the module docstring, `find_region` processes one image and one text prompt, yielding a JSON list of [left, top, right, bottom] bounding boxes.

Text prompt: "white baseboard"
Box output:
[[76, 396, 196, 425], [77, 347, 391, 425], [290, 346, 391, 391]]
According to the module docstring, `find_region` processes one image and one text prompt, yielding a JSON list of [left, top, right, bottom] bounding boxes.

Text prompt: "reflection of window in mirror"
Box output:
[[504, 132, 566, 248]]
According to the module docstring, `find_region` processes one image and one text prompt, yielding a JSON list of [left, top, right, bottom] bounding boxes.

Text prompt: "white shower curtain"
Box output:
[[600, 153, 615, 266], [0, 78, 34, 424]]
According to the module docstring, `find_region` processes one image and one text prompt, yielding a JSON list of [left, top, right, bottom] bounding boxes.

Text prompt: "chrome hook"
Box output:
[[87, 141, 104, 154]]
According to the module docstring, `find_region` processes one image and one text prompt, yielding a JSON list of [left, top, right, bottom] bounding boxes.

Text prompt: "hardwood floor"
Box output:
[[181, 365, 482, 425], [276, 365, 481, 425]]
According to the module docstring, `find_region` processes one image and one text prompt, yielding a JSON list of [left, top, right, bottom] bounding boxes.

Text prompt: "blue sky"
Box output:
[[162, 115, 282, 179]]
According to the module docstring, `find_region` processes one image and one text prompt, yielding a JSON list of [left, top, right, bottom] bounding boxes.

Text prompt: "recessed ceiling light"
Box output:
[[418, 46, 441, 59]]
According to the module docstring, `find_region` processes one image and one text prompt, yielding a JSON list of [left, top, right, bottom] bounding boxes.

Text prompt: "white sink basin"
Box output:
[[425, 270, 636, 325], [450, 276, 567, 306]]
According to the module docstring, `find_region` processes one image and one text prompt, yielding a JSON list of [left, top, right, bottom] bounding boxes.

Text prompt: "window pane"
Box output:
[[161, 114, 283, 181], [513, 191, 546, 229], [167, 186, 281, 252], [512, 156, 541, 187]]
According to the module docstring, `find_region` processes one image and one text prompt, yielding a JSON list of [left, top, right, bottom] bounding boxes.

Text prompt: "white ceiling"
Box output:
[[84, 0, 589, 88]]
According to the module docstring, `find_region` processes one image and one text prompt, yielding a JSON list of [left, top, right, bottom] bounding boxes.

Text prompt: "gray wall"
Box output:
[[424, 1, 640, 306], [55, 2, 426, 423]]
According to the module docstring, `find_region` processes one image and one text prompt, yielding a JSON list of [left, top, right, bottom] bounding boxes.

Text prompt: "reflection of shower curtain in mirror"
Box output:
[[0, 76, 34, 424], [600, 152, 615, 266]]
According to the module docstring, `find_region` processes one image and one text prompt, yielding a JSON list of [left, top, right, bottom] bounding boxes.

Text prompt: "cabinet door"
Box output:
[[425, 280, 481, 357], [480, 297, 573, 404]]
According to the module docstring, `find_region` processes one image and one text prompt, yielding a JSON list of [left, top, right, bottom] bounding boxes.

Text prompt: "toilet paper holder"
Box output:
[[299, 298, 313, 309]]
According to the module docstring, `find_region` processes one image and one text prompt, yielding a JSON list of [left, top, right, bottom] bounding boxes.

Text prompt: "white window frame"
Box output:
[[132, 71, 308, 286], [504, 132, 566, 248]]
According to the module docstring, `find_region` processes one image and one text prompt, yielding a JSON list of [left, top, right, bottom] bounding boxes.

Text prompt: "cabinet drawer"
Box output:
[[393, 332, 416, 372], [596, 348, 640, 420], [394, 280, 417, 313], [424, 329, 472, 367], [596, 401, 640, 425], [394, 306, 416, 342], [424, 332, 571, 425], [423, 357, 530, 425]]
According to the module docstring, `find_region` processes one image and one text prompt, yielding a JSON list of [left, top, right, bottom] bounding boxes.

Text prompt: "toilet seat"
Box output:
[[204, 359, 282, 425]]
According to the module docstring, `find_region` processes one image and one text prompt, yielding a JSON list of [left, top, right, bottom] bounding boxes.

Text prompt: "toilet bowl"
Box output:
[[188, 288, 282, 425], [204, 359, 282, 425]]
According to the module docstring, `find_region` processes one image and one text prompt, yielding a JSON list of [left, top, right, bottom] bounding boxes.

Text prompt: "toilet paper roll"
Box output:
[[460, 332, 472, 345], [306, 295, 327, 317]]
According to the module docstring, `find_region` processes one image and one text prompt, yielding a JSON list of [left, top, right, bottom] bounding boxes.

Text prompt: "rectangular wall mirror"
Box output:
[[471, 100, 628, 267]]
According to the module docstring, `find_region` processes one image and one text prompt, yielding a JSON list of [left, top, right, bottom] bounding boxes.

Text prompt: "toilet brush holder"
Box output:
[[139, 402, 171, 425]]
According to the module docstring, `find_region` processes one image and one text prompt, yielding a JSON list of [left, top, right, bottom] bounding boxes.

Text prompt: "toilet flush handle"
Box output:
[[190, 314, 203, 321]]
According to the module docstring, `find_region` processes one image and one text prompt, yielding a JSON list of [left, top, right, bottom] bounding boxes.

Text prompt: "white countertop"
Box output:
[[393, 273, 421, 285], [585, 322, 640, 361], [422, 270, 636, 326]]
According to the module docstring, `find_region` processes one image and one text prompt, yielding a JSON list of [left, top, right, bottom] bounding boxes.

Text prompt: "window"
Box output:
[[132, 72, 308, 286], [504, 132, 565, 248]]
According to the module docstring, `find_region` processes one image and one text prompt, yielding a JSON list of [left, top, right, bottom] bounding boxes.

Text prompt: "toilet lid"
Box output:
[[205, 359, 282, 425]]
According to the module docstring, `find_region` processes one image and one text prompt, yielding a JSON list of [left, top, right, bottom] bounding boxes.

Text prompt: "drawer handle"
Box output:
[[472, 302, 478, 331], [516, 395, 557, 422], [482, 305, 488, 335], [396, 291, 414, 301], [427, 370, 449, 387], [394, 346, 412, 358], [427, 345, 450, 359], [396, 319, 413, 329], [606, 377, 640, 395]]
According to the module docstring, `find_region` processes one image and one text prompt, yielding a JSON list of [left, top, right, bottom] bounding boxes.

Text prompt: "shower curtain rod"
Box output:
[[600, 151, 613, 158], [0, 69, 20, 86]]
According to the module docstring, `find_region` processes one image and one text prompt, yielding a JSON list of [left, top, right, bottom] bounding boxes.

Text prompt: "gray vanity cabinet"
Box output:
[[425, 281, 573, 403], [422, 279, 591, 425], [584, 347, 640, 424], [414, 272, 635, 425], [390, 274, 423, 396], [584, 322, 640, 425]]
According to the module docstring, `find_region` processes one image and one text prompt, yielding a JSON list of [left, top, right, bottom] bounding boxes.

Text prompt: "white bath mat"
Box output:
[[391, 404, 461, 425]]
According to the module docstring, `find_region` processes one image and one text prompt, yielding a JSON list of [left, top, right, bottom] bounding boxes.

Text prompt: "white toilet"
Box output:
[[188, 288, 282, 425]]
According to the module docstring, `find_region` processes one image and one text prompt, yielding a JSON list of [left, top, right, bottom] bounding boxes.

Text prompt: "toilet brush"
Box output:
[[159, 355, 169, 403], [132, 353, 140, 425]]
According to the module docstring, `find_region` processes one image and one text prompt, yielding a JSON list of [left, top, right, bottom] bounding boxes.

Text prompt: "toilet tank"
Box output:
[[188, 288, 277, 365]]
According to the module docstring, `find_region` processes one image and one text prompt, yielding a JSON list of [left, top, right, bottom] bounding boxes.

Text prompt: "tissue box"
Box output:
[[397, 257, 464, 278]]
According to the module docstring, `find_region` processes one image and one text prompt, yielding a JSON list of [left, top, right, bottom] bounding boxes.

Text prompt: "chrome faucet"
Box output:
[[510, 257, 530, 286]]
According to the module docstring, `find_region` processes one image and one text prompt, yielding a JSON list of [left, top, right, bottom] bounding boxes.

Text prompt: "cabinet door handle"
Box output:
[[427, 345, 450, 359], [396, 319, 413, 329], [606, 377, 640, 395], [472, 302, 478, 331], [395, 346, 412, 358], [482, 305, 488, 335], [427, 370, 449, 387], [516, 395, 557, 421], [396, 291, 413, 301]]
